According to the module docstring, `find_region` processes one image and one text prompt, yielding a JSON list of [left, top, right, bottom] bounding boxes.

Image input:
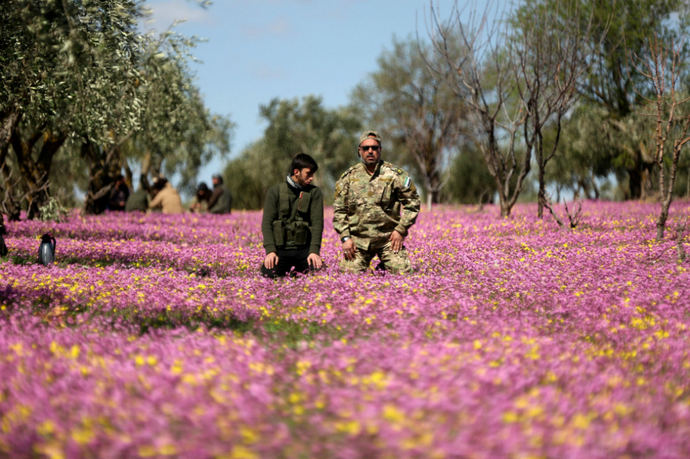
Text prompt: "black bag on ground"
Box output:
[[38, 234, 56, 265]]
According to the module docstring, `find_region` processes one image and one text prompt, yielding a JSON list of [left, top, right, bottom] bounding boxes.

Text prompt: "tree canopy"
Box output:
[[0, 0, 232, 218], [225, 96, 360, 209]]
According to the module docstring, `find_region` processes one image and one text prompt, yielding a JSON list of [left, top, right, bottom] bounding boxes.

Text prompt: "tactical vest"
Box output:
[[272, 183, 312, 249]]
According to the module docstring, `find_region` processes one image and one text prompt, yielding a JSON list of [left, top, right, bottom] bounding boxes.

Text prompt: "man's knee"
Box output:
[[260, 263, 280, 278], [339, 259, 364, 273], [379, 247, 412, 274], [338, 253, 372, 273]]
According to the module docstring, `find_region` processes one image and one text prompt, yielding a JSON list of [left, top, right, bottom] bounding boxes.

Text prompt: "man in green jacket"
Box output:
[[261, 153, 324, 278], [333, 130, 420, 274]]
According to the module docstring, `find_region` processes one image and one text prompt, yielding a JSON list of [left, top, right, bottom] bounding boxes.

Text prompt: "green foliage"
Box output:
[[226, 96, 360, 209], [0, 0, 145, 217], [1, 0, 144, 144], [0, 0, 233, 215], [350, 36, 469, 204], [445, 146, 496, 204], [38, 196, 69, 223], [545, 105, 613, 198], [123, 31, 234, 194], [517, 0, 690, 199]]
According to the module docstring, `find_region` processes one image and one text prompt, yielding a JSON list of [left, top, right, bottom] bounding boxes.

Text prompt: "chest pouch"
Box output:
[[274, 187, 312, 248]]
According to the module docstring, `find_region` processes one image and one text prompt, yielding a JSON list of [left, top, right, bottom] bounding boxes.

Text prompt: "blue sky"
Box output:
[[144, 0, 465, 182]]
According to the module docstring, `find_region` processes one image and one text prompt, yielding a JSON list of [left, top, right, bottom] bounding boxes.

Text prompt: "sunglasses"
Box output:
[[360, 145, 380, 151]]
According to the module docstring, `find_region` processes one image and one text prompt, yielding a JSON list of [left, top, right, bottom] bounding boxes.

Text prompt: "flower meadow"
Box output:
[[1, 201, 689, 458]]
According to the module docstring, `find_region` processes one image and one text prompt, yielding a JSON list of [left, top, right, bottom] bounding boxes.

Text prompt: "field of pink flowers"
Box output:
[[1, 201, 689, 458]]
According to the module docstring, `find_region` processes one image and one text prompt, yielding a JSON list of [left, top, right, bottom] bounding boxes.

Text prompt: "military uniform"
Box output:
[[333, 160, 420, 274], [261, 178, 324, 278]]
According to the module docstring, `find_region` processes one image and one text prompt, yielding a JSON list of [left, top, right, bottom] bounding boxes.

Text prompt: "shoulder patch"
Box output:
[[403, 177, 411, 188]]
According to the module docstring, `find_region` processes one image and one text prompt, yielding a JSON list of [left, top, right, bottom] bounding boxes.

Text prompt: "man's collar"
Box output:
[[361, 160, 382, 177], [286, 175, 303, 190]]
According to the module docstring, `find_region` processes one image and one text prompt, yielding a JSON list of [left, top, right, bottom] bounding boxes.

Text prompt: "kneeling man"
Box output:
[[261, 154, 324, 278]]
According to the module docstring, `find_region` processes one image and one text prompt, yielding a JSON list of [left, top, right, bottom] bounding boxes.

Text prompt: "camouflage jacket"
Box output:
[[333, 161, 420, 250]]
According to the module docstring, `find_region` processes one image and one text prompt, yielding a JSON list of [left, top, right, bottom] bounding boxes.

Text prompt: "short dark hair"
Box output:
[[153, 177, 167, 191], [289, 153, 318, 175]]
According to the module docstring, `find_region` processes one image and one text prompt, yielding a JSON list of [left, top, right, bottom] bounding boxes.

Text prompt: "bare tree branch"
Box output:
[[634, 34, 690, 240]]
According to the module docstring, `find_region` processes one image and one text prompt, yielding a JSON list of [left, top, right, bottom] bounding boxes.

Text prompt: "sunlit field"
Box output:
[[1, 201, 689, 458]]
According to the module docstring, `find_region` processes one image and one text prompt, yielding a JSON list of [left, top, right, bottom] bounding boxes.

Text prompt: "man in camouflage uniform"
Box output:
[[333, 130, 420, 274]]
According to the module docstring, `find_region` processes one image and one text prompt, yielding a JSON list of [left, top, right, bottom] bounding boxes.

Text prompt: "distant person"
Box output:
[[333, 130, 420, 274], [207, 174, 232, 214], [189, 182, 211, 213], [126, 174, 150, 212], [148, 177, 184, 214], [108, 174, 130, 211], [261, 153, 324, 278]]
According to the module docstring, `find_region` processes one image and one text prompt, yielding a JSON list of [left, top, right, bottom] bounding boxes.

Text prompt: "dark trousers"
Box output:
[[260, 248, 316, 278]]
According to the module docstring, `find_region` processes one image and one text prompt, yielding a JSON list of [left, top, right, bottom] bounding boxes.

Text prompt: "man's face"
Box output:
[[292, 167, 315, 187], [358, 138, 381, 167]]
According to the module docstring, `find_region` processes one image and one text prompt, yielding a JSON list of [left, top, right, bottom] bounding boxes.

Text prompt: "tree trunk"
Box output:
[[10, 129, 64, 219], [0, 111, 21, 156], [628, 167, 642, 200], [537, 166, 546, 218], [498, 191, 511, 217], [83, 142, 122, 215], [591, 174, 600, 200]]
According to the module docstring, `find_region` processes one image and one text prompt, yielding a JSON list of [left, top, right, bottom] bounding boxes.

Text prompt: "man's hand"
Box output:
[[390, 230, 404, 252], [263, 252, 279, 269], [307, 253, 323, 269], [342, 238, 356, 260]]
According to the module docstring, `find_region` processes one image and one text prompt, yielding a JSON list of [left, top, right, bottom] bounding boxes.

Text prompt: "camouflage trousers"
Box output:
[[339, 240, 412, 274]]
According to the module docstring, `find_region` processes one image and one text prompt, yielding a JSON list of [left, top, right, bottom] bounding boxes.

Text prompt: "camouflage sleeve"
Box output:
[[394, 170, 420, 237], [332, 174, 350, 239]]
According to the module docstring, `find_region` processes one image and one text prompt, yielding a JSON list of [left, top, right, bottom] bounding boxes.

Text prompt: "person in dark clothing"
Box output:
[[125, 174, 150, 212], [260, 154, 324, 278], [189, 182, 211, 213], [207, 174, 232, 214], [108, 174, 130, 211]]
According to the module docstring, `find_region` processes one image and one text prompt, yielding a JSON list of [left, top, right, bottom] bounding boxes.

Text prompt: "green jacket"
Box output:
[[125, 188, 149, 212], [262, 180, 324, 255], [208, 185, 232, 214]]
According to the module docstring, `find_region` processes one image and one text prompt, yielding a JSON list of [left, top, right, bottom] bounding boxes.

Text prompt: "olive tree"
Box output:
[[0, 0, 144, 218], [226, 96, 360, 209], [351, 37, 470, 208]]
